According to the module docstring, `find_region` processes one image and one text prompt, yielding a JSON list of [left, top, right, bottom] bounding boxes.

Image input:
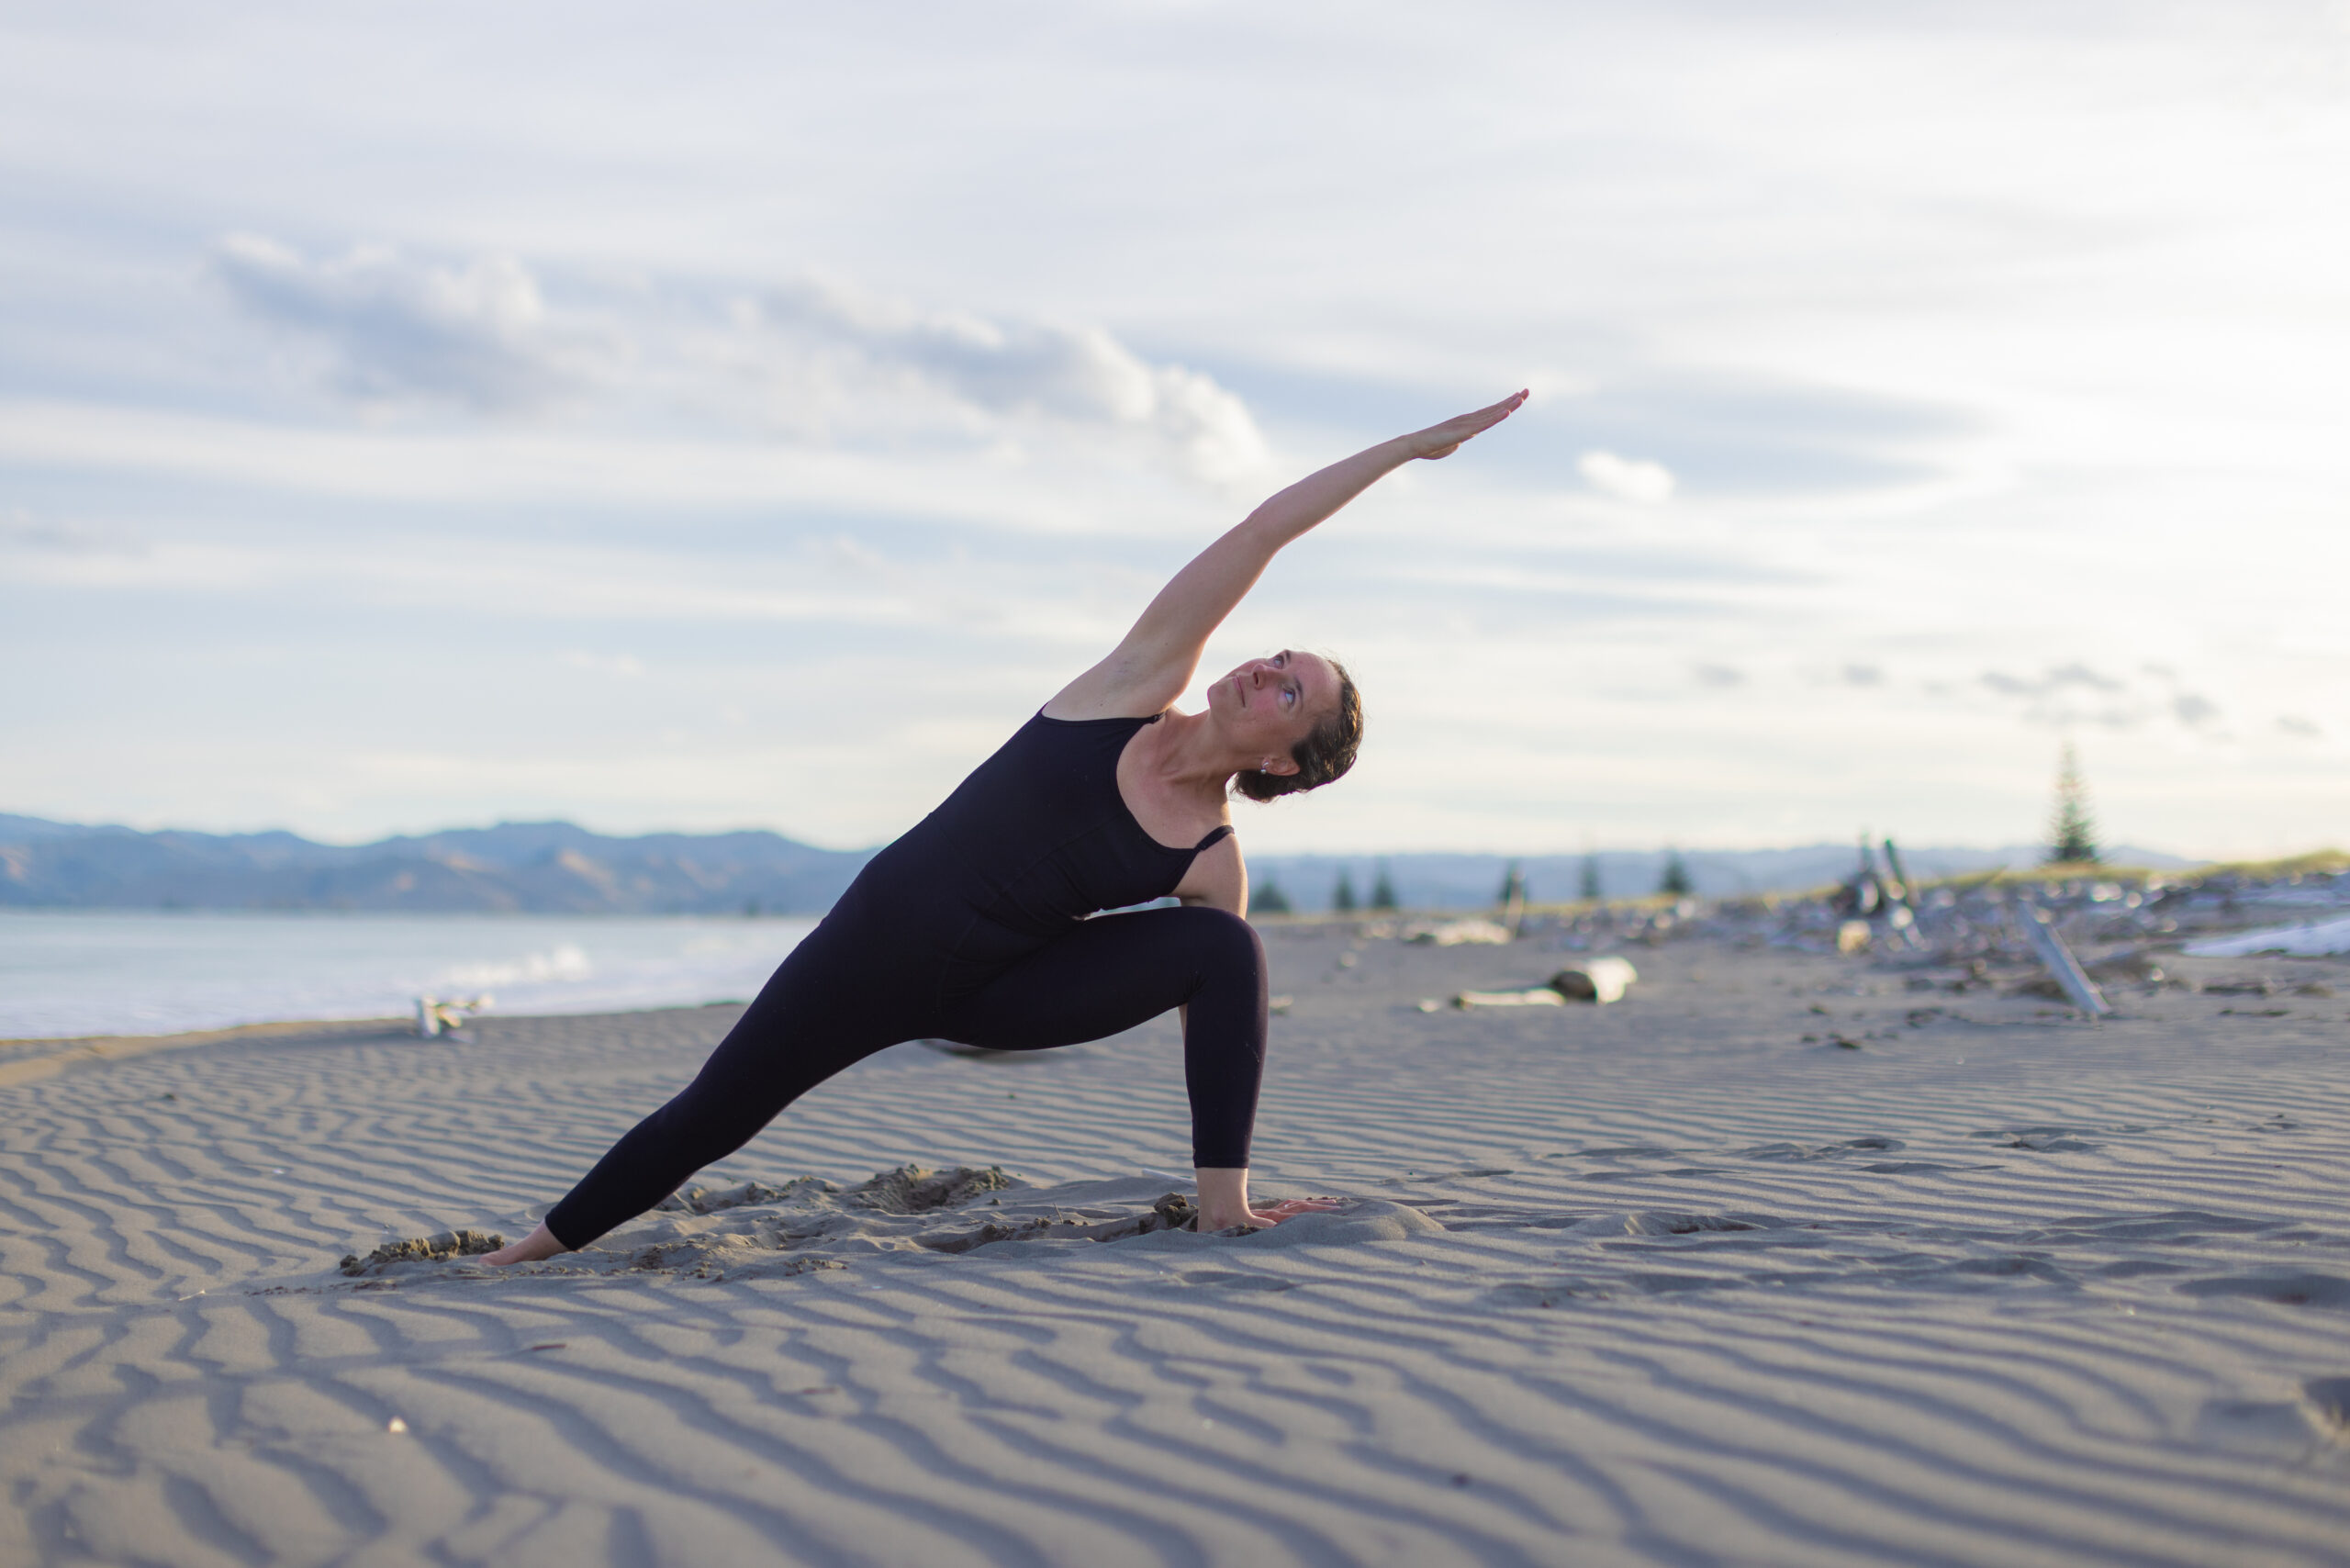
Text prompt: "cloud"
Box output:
[[1841, 663, 1882, 686], [560, 650, 644, 678], [2277, 715, 2321, 738], [0, 508, 145, 556], [735, 277, 1268, 481], [1979, 662, 2126, 699], [2170, 691, 2221, 727], [1975, 661, 2231, 736], [1692, 662, 1745, 688], [211, 235, 614, 411], [207, 239, 1266, 481], [1578, 450, 1676, 504]]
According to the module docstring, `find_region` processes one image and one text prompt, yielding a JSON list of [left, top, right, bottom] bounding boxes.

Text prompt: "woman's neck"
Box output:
[[1131, 707, 1248, 803]]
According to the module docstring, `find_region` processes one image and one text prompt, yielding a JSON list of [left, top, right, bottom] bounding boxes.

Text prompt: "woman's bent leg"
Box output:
[[543, 938, 906, 1249], [947, 906, 1269, 1169]]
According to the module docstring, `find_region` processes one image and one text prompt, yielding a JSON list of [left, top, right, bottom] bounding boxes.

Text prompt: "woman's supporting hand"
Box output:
[[1193, 1168, 1343, 1230], [1406, 389, 1528, 461]]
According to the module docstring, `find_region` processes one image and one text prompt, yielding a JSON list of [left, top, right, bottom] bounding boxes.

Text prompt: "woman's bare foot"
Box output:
[[481, 1222, 567, 1266]]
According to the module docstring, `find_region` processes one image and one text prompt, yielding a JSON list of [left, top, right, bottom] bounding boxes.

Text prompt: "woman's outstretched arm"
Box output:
[[1049, 390, 1527, 718]]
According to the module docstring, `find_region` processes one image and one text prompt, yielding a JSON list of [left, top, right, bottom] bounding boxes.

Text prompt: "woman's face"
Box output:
[[1209, 649, 1337, 773]]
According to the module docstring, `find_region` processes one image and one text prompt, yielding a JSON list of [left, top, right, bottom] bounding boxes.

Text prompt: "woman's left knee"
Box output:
[[1169, 905, 1266, 979]]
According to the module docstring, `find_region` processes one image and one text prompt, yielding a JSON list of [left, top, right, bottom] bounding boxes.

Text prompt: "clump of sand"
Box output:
[[339, 1229, 504, 1276], [656, 1176, 840, 1215], [849, 1163, 1018, 1213]]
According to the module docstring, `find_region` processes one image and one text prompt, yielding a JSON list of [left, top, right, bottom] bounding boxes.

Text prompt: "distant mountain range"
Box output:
[[0, 812, 2198, 915], [0, 815, 870, 915]]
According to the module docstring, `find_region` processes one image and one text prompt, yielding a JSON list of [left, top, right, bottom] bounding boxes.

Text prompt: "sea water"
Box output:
[[0, 910, 816, 1040]]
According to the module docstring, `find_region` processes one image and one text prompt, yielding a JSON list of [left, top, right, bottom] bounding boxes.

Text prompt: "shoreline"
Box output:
[[0, 1015, 413, 1089], [0, 1002, 754, 1087]]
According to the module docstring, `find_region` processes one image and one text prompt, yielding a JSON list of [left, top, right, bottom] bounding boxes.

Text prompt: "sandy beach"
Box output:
[[5, 920, 2347, 1566]]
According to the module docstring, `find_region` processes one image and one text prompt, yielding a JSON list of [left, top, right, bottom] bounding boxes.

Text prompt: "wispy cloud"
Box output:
[[0, 508, 145, 556], [1979, 662, 2126, 699], [1975, 662, 2226, 735], [206, 236, 1267, 482], [734, 277, 1268, 481], [211, 235, 616, 411]]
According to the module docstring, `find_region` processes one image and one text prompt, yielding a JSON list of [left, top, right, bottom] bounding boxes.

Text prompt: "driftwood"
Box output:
[[1405, 918, 1513, 946], [415, 994, 491, 1038], [1549, 957, 1639, 1003], [1446, 957, 1639, 1011], [1453, 988, 1564, 1010], [2020, 906, 2111, 1017]]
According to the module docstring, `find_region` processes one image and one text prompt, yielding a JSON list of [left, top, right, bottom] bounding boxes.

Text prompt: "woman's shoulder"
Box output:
[[1044, 651, 1188, 722]]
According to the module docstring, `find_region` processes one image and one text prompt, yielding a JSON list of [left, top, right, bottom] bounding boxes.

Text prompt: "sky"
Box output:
[[2, 1, 2345, 858]]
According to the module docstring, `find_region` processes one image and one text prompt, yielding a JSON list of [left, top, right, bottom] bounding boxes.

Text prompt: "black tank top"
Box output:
[[841, 711, 1233, 988]]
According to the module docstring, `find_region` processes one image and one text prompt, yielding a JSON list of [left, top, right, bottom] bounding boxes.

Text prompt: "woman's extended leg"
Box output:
[[946, 904, 1275, 1209], [524, 927, 916, 1254]]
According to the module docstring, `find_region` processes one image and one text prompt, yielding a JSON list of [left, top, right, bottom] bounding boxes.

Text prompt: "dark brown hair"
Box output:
[[1233, 658, 1362, 802]]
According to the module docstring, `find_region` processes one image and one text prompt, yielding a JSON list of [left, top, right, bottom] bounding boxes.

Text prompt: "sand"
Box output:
[[4, 924, 2348, 1566]]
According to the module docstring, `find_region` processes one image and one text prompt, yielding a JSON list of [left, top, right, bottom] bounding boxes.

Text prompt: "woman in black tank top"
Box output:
[[485, 392, 1528, 1263]]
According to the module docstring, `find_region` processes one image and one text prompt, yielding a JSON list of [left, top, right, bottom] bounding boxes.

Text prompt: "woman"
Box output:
[[484, 389, 1527, 1264]]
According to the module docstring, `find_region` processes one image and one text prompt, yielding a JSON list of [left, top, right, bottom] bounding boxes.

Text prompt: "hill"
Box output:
[[0, 815, 871, 915]]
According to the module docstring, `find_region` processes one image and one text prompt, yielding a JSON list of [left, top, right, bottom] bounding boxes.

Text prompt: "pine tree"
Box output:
[[1332, 869, 1358, 913], [1658, 848, 1693, 897], [1369, 862, 1399, 911], [1579, 852, 1603, 902], [2048, 742, 2099, 865], [1253, 878, 1292, 914]]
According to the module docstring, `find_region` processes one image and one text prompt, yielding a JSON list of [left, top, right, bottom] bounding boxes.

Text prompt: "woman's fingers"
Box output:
[[1414, 389, 1528, 458]]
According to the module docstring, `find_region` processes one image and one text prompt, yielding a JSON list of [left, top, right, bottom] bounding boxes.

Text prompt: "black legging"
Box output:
[[544, 904, 1268, 1249]]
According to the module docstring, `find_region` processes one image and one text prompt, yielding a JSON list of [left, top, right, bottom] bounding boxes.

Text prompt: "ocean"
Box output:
[[0, 910, 817, 1040]]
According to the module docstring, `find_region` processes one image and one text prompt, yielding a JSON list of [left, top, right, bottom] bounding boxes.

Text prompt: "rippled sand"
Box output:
[[4, 927, 2347, 1565]]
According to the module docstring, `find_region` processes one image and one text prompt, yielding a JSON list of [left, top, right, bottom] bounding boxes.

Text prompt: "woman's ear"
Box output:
[[1263, 756, 1299, 776]]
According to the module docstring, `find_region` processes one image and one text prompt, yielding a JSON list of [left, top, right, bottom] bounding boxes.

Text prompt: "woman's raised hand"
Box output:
[[1407, 389, 1529, 460]]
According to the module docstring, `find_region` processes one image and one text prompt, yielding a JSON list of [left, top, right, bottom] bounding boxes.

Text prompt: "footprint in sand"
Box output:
[[1968, 1126, 2101, 1152], [2175, 1271, 2350, 1309]]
